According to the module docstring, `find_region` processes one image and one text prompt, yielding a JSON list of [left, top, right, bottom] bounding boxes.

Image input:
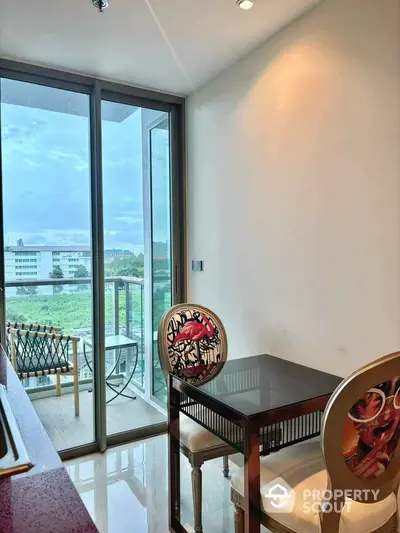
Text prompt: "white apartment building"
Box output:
[[5, 246, 91, 295]]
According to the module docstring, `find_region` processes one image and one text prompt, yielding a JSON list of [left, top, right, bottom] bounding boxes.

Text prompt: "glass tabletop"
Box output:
[[176, 354, 343, 417], [84, 334, 138, 350]]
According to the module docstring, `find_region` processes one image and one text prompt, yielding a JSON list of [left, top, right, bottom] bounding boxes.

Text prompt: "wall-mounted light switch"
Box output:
[[192, 260, 203, 272]]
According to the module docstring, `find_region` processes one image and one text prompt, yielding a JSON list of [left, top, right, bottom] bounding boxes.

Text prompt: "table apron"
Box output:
[[172, 379, 328, 455], [251, 395, 330, 426]]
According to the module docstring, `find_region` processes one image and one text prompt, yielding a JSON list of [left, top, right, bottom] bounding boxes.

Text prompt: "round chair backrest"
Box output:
[[322, 351, 400, 503], [158, 304, 228, 386]]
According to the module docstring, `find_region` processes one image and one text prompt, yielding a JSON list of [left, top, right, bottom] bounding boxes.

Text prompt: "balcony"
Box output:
[[4, 277, 168, 451]]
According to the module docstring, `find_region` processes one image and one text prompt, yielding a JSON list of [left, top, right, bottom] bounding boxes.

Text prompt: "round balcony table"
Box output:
[[83, 334, 139, 404]]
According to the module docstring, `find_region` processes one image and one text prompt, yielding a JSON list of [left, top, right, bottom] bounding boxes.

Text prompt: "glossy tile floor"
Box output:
[[65, 435, 265, 533], [33, 390, 166, 451]]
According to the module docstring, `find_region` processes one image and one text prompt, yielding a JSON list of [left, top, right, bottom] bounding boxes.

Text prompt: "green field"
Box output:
[[6, 283, 170, 337], [6, 287, 142, 335]]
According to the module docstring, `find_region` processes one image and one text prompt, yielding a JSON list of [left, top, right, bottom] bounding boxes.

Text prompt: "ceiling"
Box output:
[[0, 0, 320, 96]]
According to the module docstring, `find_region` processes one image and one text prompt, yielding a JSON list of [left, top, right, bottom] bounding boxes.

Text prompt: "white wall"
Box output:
[[187, 0, 400, 376]]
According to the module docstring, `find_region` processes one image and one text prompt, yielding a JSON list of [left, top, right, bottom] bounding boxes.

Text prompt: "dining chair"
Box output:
[[158, 303, 233, 533], [231, 351, 400, 533], [7, 327, 81, 417]]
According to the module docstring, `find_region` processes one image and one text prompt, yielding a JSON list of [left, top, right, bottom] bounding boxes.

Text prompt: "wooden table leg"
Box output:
[[168, 374, 181, 531], [244, 419, 261, 533]]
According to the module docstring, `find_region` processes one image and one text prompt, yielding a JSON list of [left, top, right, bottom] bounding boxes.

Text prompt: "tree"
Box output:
[[49, 265, 64, 294], [153, 285, 171, 330], [16, 286, 38, 296], [36, 375, 51, 387], [74, 264, 90, 292], [104, 253, 144, 278], [74, 265, 89, 278], [49, 266, 64, 279]]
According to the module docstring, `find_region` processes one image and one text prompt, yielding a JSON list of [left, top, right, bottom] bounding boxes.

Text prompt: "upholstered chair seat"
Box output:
[[232, 438, 398, 533], [180, 414, 228, 452]]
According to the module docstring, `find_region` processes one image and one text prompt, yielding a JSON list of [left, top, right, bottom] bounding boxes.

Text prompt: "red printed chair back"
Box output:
[[322, 351, 400, 505], [158, 304, 228, 386]]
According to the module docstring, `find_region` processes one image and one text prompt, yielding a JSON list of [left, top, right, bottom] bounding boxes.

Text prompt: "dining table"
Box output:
[[168, 353, 343, 533]]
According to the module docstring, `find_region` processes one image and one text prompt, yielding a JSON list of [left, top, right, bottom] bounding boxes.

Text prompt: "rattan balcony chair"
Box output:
[[6, 321, 62, 333], [6, 321, 64, 394], [7, 327, 81, 417], [5, 321, 62, 359], [231, 351, 400, 533]]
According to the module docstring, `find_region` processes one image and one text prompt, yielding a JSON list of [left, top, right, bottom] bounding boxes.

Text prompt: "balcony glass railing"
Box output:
[[4, 277, 145, 394]]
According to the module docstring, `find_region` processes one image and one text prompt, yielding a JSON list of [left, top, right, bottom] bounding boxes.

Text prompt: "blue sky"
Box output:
[[1, 81, 169, 253]]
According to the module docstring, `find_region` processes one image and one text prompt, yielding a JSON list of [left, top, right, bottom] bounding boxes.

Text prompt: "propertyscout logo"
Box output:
[[262, 478, 380, 514], [262, 478, 295, 513]]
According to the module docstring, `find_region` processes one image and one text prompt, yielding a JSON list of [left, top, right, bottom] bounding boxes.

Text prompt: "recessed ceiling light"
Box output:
[[237, 0, 254, 10], [92, 0, 109, 12]]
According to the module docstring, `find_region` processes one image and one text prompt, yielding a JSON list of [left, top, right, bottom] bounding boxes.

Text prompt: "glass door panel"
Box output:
[[150, 117, 171, 405], [101, 101, 167, 436], [0, 78, 94, 451]]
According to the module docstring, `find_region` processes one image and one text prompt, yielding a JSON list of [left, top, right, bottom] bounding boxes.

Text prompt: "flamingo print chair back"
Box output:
[[158, 304, 228, 386], [321, 351, 400, 511]]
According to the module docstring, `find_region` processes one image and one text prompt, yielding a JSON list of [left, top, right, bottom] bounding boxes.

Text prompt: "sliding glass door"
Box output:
[[101, 99, 170, 437], [0, 78, 95, 452], [0, 60, 184, 457]]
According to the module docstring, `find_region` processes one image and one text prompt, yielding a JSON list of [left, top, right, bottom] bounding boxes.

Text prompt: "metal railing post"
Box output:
[[140, 283, 144, 352], [113, 280, 119, 336], [124, 281, 130, 338], [140, 283, 145, 388]]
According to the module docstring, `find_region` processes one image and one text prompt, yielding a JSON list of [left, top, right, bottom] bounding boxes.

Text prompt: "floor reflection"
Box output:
[[65, 435, 237, 533]]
